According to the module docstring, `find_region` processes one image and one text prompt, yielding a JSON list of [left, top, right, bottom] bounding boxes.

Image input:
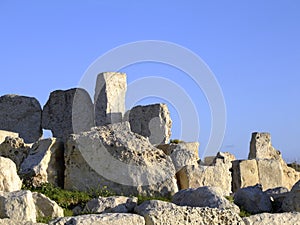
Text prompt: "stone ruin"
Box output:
[[0, 72, 300, 224]]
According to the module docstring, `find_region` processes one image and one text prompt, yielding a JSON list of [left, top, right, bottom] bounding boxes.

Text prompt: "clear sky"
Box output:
[[1, 1, 299, 161]]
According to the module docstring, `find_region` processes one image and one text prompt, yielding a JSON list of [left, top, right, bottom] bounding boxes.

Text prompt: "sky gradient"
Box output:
[[1, 1, 299, 161]]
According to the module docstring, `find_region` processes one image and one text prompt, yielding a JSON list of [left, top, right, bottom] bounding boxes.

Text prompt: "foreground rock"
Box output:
[[265, 187, 289, 213], [32, 192, 64, 219], [0, 219, 45, 225], [282, 179, 300, 212], [19, 138, 64, 187], [157, 142, 199, 172], [64, 122, 178, 197], [128, 104, 172, 145], [0, 156, 22, 192], [83, 196, 137, 214], [0, 190, 36, 223], [243, 212, 300, 225], [94, 72, 127, 126], [49, 213, 145, 225], [42, 88, 94, 141], [135, 200, 244, 225], [234, 185, 272, 214], [172, 186, 240, 214], [0, 130, 18, 144], [0, 137, 30, 169], [177, 157, 232, 196], [0, 95, 42, 143]]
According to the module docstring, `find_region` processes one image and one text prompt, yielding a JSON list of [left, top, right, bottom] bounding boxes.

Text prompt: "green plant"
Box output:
[[225, 195, 234, 203], [36, 215, 52, 223], [170, 139, 184, 144], [239, 207, 252, 218], [287, 162, 300, 172]]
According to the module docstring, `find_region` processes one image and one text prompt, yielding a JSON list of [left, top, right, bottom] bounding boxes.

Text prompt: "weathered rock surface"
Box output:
[[172, 186, 239, 214], [243, 212, 300, 225], [0, 95, 42, 143], [0, 130, 18, 144], [128, 104, 172, 145], [135, 200, 244, 225], [19, 138, 64, 187], [49, 213, 145, 225], [0, 219, 45, 225], [265, 187, 289, 213], [0, 190, 36, 223], [281, 160, 300, 190], [94, 72, 127, 126], [248, 132, 281, 160], [234, 185, 272, 214], [177, 158, 232, 196], [157, 142, 199, 172], [0, 137, 30, 170], [32, 192, 64, 219], [232, 159, 259, 192], [282, 179, 300, 212], [42, 88, 94, 141], [64, 122, 178, 197], [0, 156, 22, 192], [83, 196, 137, 214]]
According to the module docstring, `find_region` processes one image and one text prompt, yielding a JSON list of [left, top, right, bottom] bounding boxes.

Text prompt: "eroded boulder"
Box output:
[[0, 95, 42, 143], [0, 156, 22, 192], [282, 180, 300, 212], [64, 122, 178, 197], [243, 212, 300, 225], [0, 130, 18, 144]]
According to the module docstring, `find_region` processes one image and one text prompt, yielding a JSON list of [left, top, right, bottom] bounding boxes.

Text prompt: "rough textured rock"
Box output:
[[172, 186, 239, 214], [19, 138, 64, 187], [83, 196, 137, 214], [234, 185, 272, 214], [128, 104, 172, 145], [49, 213, 145, 225], [203, 156, 215, 166], [0, 95, 42, 143], [0, 136, 31, 170], [257, 159, 283, 190], [282, 180, 300, 212], [0, 156, 22, 192], [248, 132, 281, 160], [281, 160, 300, 190], [232, 159, 259, 192], [135, 200, 244, 225], [177, 158, 232, 196], [157, 142, 199, 172], [32, 192, 64, 219], [0, 130, 18, 144], [94, 72, 127, 126], [0, 190, 36, 223], [214, 151, 236, 163], [243, 212, 300, 225], [265, 187, 289, 213], [0, 219, 45, 225], [42, 88, 94, 141], [64, 122, 178, 197]]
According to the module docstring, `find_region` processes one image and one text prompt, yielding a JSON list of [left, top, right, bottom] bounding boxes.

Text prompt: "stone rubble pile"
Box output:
[[0, 72, 300, 224]]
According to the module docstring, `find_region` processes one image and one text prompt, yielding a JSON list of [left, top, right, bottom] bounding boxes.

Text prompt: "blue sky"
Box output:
[[1, 1, 299, 161]]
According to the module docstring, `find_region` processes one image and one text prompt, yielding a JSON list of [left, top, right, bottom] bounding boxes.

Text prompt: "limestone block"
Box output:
[[243, 212, 300, 225], [42, 88, 94, 141], [282, 180, 300, 212], [232, 159, 259, 193], [128, 103, 172, 145], [0, 190, 36, 223], [64, 122, 178, 197], [19, 138, 64, 187], [0, 130, 18, 144], [94, 72, 127, 126], [0, 95, 42, 143], [0, 156, 22, 192]]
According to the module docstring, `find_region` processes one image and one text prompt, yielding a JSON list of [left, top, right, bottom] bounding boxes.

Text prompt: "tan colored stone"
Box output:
[[243, 212, 300, 225], [0, 130, 18, 144], [0, 156, 22, 192]]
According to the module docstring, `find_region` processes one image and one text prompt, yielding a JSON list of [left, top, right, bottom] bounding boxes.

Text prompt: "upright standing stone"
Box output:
[[42, 88, 94, 141], [0, 95, 42, 143], [94, 72, 127, 126], [128, 104, 172, 145]]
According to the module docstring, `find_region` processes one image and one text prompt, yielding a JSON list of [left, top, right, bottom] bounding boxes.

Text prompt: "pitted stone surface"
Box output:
[[0, 156, 22, 192], [0, 95, 42, 143]]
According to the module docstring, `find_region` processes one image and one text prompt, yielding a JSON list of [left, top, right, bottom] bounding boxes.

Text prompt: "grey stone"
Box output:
[[243, 212, 300, 225], [282, 179, 300, 212], [134, 200, 244, 225], [128, 104, 172, 145], [64, 122, 178, 197], [94, 72, 127, 126], [234, 184, 272, 214], [83, 196, 137, 214], [0, 219, 45, 225], [42, 88, 94, 141], [172, 186, 240, 214], [19, 138, 64, 187], [0, 190, 36, 223], [0, 156, 22, 192], [49, 213, 145, 225], [265, 187, 289, 213], [0, 95, 42, 143]]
